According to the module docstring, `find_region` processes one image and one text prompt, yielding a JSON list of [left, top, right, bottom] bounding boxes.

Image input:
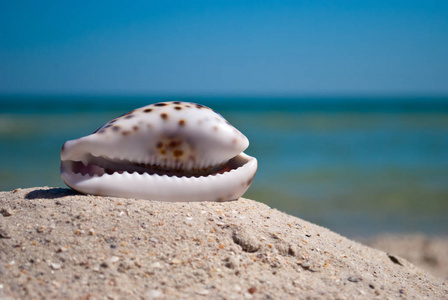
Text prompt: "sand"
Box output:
[[0, 187, 446, 299]]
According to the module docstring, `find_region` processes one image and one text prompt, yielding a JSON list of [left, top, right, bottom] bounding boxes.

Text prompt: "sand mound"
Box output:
[[0, 187, 446, 299]]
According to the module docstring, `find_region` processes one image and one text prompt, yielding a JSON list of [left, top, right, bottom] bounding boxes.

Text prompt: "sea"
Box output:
[[1, 95, 447, 237]]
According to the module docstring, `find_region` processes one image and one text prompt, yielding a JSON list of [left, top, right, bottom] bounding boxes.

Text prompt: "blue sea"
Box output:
[[1, 95, 448, 237]]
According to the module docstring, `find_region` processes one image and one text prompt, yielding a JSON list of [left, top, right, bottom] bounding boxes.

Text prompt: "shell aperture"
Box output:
[[60, 101, 257, 202]]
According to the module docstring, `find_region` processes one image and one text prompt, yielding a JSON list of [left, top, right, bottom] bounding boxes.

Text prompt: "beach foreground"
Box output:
[[0, 187, 446, 299]]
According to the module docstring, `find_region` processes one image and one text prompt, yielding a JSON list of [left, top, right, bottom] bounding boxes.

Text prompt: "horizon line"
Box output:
[[1, 92, 448, 100]]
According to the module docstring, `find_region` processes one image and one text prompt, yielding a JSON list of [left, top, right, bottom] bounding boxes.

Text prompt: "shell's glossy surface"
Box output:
[[62, 101, 248, 172], [60, 101, 257, 202]]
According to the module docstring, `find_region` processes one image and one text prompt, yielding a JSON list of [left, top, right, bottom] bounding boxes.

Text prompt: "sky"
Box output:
[[0, 1, 447, 96]]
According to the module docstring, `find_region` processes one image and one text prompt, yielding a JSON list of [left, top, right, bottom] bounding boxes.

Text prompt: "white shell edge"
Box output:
[[61, 153, 257, 202]]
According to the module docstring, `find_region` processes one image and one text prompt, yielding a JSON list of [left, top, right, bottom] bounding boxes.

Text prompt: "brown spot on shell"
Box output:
[[173, 101, 181, 104], [174, 106, 182, 110], [144, 108, 153, 113], [124, 115, 134, 119], [168, 140, 181, 148], [154, 103, 167, 107], [132, 126, 139, 131], [122, 131, 131, 136], [173, 150, 183, 157], [195, 104, 205, 109], [178, 120, 186, 126], [161, 149, 166, 155], [213, 126, 219, 131], [160, 113, 168, 120], [112, 126, 120, 132], [156, 142, 163, 149]]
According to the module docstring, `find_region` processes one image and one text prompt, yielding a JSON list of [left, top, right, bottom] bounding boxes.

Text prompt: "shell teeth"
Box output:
[[81, 172, 91, 179], [66, 153, 233, 179]]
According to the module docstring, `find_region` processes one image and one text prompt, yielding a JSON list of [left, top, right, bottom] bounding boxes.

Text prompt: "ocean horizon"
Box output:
[[1, 95, 447, 237]]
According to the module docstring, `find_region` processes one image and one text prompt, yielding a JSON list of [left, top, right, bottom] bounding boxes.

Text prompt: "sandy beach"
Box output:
[[360, 234, 448, 280], [0, 187, 447, 299]]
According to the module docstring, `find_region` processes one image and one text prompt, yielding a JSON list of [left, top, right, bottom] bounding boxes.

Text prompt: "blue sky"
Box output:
[[0, 1, 447, 96]]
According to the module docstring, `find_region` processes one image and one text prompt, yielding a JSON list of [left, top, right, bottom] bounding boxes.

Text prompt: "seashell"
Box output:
[[60, 101, 257, 202]]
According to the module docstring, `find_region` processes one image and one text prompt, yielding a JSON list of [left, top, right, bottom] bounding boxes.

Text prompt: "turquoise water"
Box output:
[[1, 96, 448, 236]]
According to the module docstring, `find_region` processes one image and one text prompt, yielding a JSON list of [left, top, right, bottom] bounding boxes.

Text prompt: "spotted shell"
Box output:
[[60, 101, 257, 202]]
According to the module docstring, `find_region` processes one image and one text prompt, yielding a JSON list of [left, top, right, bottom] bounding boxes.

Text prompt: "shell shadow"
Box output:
[[25, 188, 80, 200]]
